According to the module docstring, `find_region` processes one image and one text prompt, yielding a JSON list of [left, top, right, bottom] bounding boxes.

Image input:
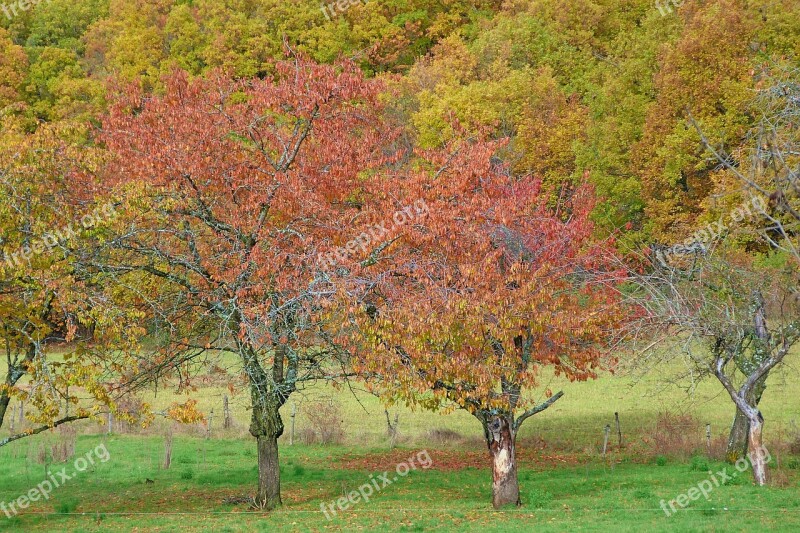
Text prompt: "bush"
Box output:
[[425, 428, 464, 446], [648, 412, 703, 459], [301, 399, 345, 445], [690, 455, 711, 472]]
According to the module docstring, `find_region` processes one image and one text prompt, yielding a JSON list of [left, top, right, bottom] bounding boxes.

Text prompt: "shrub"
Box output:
[[302, 399, 345, 445], [649, 412, 703, 459]]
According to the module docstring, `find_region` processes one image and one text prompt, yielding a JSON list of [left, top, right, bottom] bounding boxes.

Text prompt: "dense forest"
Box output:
[[2, 0, 799, 242]]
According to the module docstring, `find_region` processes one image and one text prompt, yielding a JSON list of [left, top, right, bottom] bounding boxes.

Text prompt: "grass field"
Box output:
[[2, 356, 800, 531], [1, 435, 800, 531]]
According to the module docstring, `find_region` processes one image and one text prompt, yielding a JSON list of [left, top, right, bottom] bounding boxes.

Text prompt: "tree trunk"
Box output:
[[727, 372, 767, 461], [486, 415, 520, 509], [748, 414, 767, 486], [0, 393, 10, 431], [249, 395, 284, 509], [728, 410, 750, 461], [256, 433, 282, 508], [243, 340, 292, 510]]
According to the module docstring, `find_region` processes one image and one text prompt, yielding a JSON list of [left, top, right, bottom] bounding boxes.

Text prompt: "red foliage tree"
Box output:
[[345, 140, 629, 508], [96, 56, 396, 508]]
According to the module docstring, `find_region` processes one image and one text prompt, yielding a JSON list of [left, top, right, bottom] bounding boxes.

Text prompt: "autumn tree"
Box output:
[[95, 56, 396, 509], [343, 140, 628, 508], [693, 63, 800, 266], [0, 124, 143, 447], [0, 28, 27, 111], [686, 63, 800, 460]]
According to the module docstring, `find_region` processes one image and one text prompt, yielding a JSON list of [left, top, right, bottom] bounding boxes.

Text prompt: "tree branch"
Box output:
[[513, 390, 564, 431], [0, 415, 89, 448]]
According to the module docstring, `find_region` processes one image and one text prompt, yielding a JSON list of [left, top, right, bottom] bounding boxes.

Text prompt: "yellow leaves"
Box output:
[[166, 399, 205, 424]]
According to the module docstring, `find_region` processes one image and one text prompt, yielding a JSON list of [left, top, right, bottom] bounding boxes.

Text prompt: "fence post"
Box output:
[[602, 424, 611, 458], [615, 412, 622, 448], [289, 402, 297, 445], [706, 423, 711, 451], [107, 411, 113, 435], [207, 409, 214, 440], [223, 395, 232, 429]]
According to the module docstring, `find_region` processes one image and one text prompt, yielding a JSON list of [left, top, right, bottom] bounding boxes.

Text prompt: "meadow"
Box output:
[[1, 358, 799, 531]]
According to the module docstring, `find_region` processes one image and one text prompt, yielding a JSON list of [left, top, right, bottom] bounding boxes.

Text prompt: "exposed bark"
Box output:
[[486, 414, 520, 509], [748, 414, 767, 486], [714, 359, 772, 485], [475, 392, 564, 509]]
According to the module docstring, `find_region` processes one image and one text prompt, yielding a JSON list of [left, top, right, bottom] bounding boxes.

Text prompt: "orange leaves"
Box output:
[[166, 399, 205, 424], [353, 139, 629, 416]]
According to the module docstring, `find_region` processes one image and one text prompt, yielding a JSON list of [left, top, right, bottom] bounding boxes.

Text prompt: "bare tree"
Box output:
[[629, 250, 799, 484]]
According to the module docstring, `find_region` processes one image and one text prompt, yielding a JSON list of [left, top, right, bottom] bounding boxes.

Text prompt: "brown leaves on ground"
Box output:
[[326, 448, 579, 472]]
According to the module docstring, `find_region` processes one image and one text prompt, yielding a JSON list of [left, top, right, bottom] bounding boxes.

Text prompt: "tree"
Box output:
[[684, 63, 800, 462], [632, 0, 754, 243], [631, 249, 799, 484], [0, 28, 27, 111], [0, 124, 143, 447], [692, 63, 800, 266], [95, 56, 395, 509], [346, 139, 628, 508]]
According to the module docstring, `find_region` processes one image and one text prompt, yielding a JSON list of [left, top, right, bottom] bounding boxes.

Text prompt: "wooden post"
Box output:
[[706, 423, 711, 451], [107, 411, 113, 435], [602, 424, 611, 458], [289, 402, 297, 446], [615, 412, 622, 448], [18, 400, 24, 427], [163, 429, 173, 470], [385, 410, 400, 449], [9, 401, 14, 432], [223, 395, 232, 430], [207, 409, 214, 440]]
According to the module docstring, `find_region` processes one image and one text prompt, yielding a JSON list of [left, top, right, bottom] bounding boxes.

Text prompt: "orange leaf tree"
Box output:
[[96, 56, 396, 508], [348, 140, 629, 508]]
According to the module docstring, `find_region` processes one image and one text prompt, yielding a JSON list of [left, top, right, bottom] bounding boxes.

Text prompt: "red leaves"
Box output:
[[352, 138, 628, 414], [99, 54, 401, 314]]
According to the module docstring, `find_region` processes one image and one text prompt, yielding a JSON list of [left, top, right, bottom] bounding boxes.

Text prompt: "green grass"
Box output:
[[4, 347, 800, 449], [0, 435, 798, 531], [2, 351, 800, 530]]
